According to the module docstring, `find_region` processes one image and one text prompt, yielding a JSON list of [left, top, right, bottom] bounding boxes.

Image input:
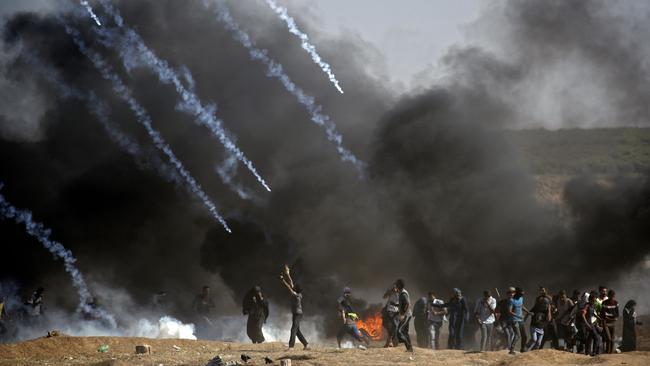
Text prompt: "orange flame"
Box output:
[[355, 312, 384, 341]]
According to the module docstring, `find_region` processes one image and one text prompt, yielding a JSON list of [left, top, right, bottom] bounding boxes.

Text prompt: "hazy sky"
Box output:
[[0, 0, 484, 90], [284, 0, 484, 89]]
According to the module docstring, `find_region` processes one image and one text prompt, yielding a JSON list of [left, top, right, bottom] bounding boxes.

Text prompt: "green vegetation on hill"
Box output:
[[505, 128, 650, 175]]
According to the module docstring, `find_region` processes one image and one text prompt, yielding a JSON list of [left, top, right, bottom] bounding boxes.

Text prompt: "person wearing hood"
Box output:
[[412, 295, 429, 348], [243, 286, 269, 344], [621, 300, 642, 352], [447, 288, 469, 350]]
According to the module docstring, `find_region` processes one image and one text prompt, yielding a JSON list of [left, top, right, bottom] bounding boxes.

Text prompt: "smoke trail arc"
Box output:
[[211, 1, 365, 175], [263, 0, 344, 94], [95, 0, 272, 193], [0, 183, 116, 327], [63, 22, 232, 233], [25, 53, 183, 186]]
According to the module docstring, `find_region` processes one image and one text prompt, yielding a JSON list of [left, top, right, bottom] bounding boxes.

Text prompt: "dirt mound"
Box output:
[[1, 336, 650, 366]]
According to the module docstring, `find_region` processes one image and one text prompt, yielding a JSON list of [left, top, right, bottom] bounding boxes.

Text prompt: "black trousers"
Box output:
[[397, 315, 413, 350], [383, 311, 399, 345], [289, 313, 308, 347]]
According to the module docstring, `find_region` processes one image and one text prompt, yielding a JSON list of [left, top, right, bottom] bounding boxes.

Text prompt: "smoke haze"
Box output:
[[1, 0, 650, 340]]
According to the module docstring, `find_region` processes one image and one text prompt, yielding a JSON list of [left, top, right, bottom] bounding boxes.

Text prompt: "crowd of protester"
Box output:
[[378, 284, 643, 355]]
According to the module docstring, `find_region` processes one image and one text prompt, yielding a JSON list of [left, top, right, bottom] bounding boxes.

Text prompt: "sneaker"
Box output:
[[509, 350, 516, 355], [358, 345, 367, 350], [303, 345, 310, 350]]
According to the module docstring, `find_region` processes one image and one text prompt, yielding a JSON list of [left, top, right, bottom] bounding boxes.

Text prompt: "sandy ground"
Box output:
[[1, 335, 649, 366]]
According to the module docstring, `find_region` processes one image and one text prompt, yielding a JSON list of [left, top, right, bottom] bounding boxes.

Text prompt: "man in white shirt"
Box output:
[[426, 291, 447, 350], [474, 290, 497, 352]]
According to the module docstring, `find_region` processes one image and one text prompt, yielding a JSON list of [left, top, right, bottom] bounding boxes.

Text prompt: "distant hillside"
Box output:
[[505, 128, 650, 175]]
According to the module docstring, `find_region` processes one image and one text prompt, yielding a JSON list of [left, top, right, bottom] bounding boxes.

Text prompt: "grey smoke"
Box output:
[[1, 0, 650, 342]]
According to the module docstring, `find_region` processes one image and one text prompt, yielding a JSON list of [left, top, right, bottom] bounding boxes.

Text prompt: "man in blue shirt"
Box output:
[[507, 287, 530, 354]]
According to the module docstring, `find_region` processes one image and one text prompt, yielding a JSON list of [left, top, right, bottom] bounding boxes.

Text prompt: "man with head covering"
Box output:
[[447, 288, 469, 350], [336, 287, 368, 349], [243, 285, 269, 344]]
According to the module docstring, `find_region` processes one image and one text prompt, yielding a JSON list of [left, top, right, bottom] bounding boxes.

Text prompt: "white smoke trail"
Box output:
[[24, 53, 183, 186], [63, 23, 232, 233], [263, 0, 344, 94], [0, 184, 116, 327], [80, 0, 102, 26], [211, 1, 365, 174], [216, 155, 260, 202], [95, 0, 272, 193]]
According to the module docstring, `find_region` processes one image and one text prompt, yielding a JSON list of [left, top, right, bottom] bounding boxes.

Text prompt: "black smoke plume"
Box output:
[[1, 0, 650, 338]]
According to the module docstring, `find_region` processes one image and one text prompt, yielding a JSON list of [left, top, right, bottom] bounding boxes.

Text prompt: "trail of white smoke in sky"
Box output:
[[263, 0, 344, 94], [210, 1, 365, 175], [0, 183, 116, 327], [25, 54, 182, 185], [216, 155, 260, 202], [63, 23, 232, 233], [95, 0, 272, 193], [80, 0, 102, 26]]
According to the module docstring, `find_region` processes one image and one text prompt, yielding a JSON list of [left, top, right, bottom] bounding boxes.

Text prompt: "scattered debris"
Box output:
[[204, 356, 242, 366], [264, 357, 274, 364], [97, 344, 110, 353], [135, 344, 152, 354], [240, 354, 251, 363], [47, 330, 60, 337], [172, 345, 181, 351]]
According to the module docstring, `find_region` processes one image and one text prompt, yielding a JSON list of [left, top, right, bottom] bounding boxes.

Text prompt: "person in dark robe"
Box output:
[[412, 296, 429, 348], [447, 288, 469, 350], [621, 300, 642, 352], [243, 285, 269, 344]]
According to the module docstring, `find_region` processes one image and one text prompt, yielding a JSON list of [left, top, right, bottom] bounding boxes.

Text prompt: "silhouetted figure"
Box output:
[[621, 300, 642, 352], [412, 296, 429, 348], [243, 285, 269, 343], [280, 265, 309, 349], [447, 288, 469, 350], [395, 279, 413, 352], [192, 285, 216, 338]]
